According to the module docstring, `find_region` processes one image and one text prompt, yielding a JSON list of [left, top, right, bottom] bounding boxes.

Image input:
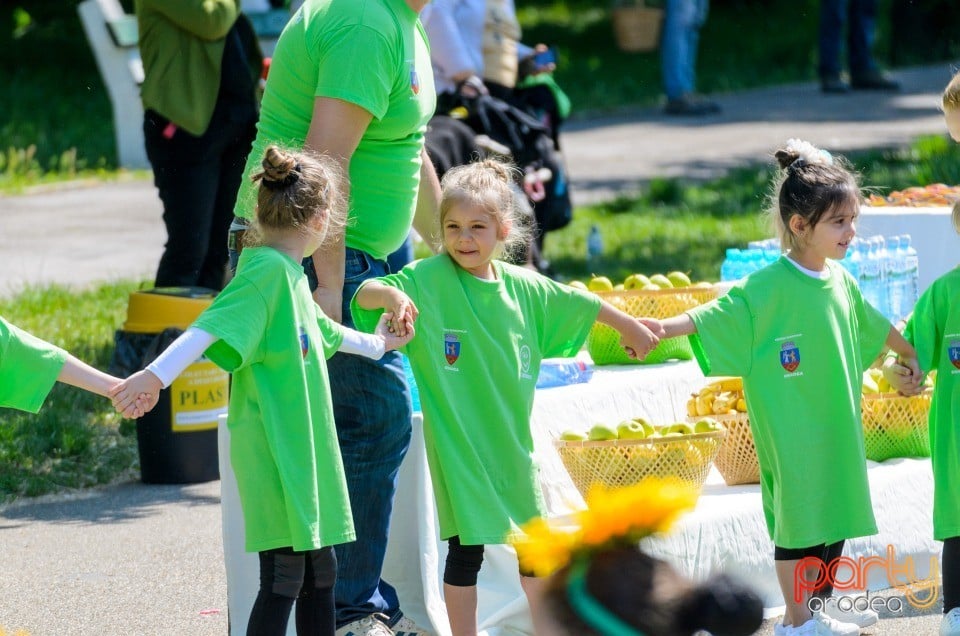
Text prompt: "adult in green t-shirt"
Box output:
[[884, 250, 960, 631], [229, 2, 440, 633], [0, 316, 125, 414], [659, 141, 919, 636], [352, 159, 661, 636]]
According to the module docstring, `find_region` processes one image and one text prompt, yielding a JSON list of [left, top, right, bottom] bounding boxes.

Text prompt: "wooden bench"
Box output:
[[78, 0, 289, 169]]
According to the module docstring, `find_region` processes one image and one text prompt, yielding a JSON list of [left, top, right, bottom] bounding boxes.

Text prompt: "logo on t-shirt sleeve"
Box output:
[[299, 326, 310, 358], [949, 339, 960, 370], [780, 340, 800, 373], [409, 62, 421, 95], [444, 332, 460, 365]]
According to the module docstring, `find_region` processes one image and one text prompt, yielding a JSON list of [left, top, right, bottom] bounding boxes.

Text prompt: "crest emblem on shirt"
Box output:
[[950, 340, 960, 370], [409, 64, 420, 95], [444, 333, 460, 365], [299, 326, 309, 358], [779, 341, 800, 373], [519, 344, 532, 379]]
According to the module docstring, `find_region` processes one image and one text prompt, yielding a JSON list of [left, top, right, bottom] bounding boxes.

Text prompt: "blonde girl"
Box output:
[[351, 158, 660, 636], [657, 140, 920, 636], [111, 145, 412, 636]]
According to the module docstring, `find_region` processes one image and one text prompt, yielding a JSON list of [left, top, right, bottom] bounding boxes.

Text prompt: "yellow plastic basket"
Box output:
[[554, 431, 725, 499], [586, 287, 718, 365], [688, 412, 759, 486], [861, 392, 932, 462]]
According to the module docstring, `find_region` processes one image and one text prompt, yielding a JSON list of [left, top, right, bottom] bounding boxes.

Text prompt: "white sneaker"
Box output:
[[336, 615, 395, 636], [391, 616, 432, 636], [821, 602, 879, 628], [941, 607, 960, 636], [811, 612, 861, 636]]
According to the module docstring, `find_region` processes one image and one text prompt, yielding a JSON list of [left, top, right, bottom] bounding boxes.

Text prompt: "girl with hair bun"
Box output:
[[655, 140, 920, 636], [352, 158, 661, 636], [111, 145, 414, 636], [513, 479, 764, 636]]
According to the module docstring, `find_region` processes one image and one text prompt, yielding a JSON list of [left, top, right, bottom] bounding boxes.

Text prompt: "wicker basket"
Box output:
[[587, 287, 718, 365], [612, 5, 664, 53], [689, 412, 759, 486], [555, 431, 725, 498], [861, 392, 932, 462]]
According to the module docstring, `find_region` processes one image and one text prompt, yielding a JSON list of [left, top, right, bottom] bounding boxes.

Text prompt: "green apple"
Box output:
[[623, 273, 651, 290], [631, 417, 656, 437], [693, 418, 724, 434], [649, 273, 673, 289], [692, 281, 714, 289], [617, 421, 648, 440], [587, 276, 614, 292], [660, 431, 683, 438], [666, 422, 694, 435], [666, 271, 692, 288], [641, 283, 661, 291], [560, 430, 588, 441], [588, 424, 619, 441], [613, 283, 625, 291], [568, 280, 588, 290]]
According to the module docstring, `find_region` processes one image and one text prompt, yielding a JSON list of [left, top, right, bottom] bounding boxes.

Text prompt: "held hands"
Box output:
[[110, 370, 163, 419], [383, 289, 419, 338], [620, 317, 663, 360], [375, 311, 416, 351], [882, 356, 924, 396]]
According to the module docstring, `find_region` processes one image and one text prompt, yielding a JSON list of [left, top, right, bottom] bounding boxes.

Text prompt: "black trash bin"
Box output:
[[111, 287, 227, 484]]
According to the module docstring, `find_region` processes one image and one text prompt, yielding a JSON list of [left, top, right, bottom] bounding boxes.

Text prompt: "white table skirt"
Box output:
[[219, 360, 940, 634]]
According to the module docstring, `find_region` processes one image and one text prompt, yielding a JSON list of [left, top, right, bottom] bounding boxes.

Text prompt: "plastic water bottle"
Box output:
[[721, 248, 743, 282], [402, 355, 421, 413], [901, 234, 920, 316], [587, 225, 603, 271], [860, 238, 884, 315], [839, 240, 860, 281], [884, 236, 903, 323], [536, 358, 594, 389]]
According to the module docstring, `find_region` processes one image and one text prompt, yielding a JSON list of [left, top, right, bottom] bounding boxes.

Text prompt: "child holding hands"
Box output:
[[657, 140, 919, 636], [351, 159, 660, 636], [111, 146, 413, 636]]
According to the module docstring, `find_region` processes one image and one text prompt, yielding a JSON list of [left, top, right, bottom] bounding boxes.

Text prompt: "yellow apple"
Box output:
[[568, 280, 588, 290], [623, 273, 651, 290], [666, 271, 692, 288], [613, 283, 625, 291], [641, 283, 661, 291], [694, 418, 724, 434], [560, 430, 587, 441], [649, 273, 673, 288], [617, 421, 648, 440], [692, 281, 714, 289], [587, 276, 614, 292], [666, 422, 694, 435], [631, 417, 656, 437], [588, 424, 618, 441]]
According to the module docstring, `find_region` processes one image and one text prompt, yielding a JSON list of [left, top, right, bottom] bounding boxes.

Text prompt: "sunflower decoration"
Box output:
[[511, 477, 697, 577]]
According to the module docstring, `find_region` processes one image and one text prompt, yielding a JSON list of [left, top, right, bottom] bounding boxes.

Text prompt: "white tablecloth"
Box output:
[[219, 360, 940, 634], [858, 205, 956, 295]]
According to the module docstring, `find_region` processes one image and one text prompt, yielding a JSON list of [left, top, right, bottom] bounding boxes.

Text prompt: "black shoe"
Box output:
[[664, 94, 722, 116], [821, 75, 850, 94], [850, 71, 900, 91]]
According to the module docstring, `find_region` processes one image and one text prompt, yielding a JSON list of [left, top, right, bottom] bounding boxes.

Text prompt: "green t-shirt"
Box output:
[[901, 267, 960, 540], [0, 316, 67, 413], [234, 0, 436, 260], [192, 247, 354, 553], [687, 257, 891, 548], [351, 255, 601, 544]]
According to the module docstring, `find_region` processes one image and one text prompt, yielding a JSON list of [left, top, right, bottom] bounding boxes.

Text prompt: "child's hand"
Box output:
[[385, 289, 418, 338], [619, 318, 660, 360], [639, 317, 666, 339], [883, 356, 923, 396], [110, 370, 163, 419], [376, 311, 416, 351]]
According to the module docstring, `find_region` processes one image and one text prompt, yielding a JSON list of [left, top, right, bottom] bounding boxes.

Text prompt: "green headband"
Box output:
[[566, 558, 647, 636]]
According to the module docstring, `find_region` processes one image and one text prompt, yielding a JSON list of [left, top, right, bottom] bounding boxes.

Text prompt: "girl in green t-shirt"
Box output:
[[657, 140, 920, 636], [884, 202, 960, 636], [0, 315, 133, 415], [353, 159, 662, 636], [111, 146, 413, 636]]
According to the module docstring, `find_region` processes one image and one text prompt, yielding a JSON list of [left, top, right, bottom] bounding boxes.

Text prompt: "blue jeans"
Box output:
[[660, 0, 709, 100], [329, 248, 412, 627], [818, 0, 878, 78], [227, 242, 412, 627]]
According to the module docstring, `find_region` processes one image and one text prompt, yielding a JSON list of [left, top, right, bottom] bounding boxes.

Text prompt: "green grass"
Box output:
[[0, 281, 143, 504]]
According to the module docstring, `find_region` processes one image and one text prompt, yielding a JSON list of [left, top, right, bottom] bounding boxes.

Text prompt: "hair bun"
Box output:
[[777, 139, 833, 171], [676, 573, 764, 636], [261, 145, 300, 187]]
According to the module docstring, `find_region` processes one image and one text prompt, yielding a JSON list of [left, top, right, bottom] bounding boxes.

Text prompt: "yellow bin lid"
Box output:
[[123, 287, 217, 334]]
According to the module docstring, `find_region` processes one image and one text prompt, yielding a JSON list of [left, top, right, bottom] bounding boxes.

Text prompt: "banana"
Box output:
[[712, 391, 737, 414], [736, 397, 747, 412], [706, 377, 743, 393], [686, 396, 698, 417], [696, 392, 716, 416]]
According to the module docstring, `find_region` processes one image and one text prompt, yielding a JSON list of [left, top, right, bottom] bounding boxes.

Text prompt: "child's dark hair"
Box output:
[[542, 545, 763, 636], [769, 139, 861, 251], [245, 145, 347, 246], [438, 158, 534, 261]]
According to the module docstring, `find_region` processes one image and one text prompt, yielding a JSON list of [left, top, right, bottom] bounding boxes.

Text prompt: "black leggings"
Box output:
[[774, 540, 845, 599], [444, 536, 536, 587], [247, 546, 337, 636], [944, 536, 960, 612]]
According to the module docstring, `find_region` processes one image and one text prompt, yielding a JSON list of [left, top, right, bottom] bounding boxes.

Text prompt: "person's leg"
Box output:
[[847, 0, 877, 77], [143, 110, 220, 289], [443, 537, 484, 636], [682, 0, 709, 96], [331, 249, 412, 629], [774, 544, 827, 627], [943, 537, 960, 614], [814, 540, 845, 600], [247, 547, 305, 636], [661, 0, 692, 101], [295, 547, 338, 636], [818, 0, 847, 85], [519, 575, 547, 630]]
